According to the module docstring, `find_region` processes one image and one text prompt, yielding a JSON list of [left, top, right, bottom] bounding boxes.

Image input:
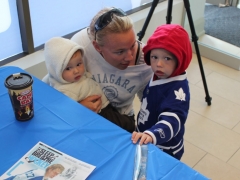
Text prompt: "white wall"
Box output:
[[130, 0, 184, 44], [184, 0, 206, 37], [3, 0, 184, 79]]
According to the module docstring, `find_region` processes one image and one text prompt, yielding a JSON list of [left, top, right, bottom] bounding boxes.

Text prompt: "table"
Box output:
[[0, 66, 209, 179]]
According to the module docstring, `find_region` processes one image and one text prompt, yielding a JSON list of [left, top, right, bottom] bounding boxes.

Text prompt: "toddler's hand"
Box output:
[[131, 131, 153, 145]]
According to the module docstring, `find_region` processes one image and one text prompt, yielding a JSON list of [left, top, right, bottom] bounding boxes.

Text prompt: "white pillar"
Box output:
[[237, 0, 240, 8]]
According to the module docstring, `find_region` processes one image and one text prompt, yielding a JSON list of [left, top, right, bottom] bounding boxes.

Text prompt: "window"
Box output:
[[0, 0, 23, 61], [0, 0, 154, 64], [28, 0, 132, 48]]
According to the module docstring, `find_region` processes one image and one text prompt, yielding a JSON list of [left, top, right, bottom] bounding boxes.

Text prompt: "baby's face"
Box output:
[[62, 50, 85, 83]]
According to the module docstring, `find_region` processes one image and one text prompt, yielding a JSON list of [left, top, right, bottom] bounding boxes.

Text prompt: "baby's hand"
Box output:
[[131, 131, 153, 145]]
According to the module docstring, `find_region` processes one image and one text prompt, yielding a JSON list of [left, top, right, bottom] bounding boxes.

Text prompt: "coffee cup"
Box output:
[[5, 73, 34, 121]]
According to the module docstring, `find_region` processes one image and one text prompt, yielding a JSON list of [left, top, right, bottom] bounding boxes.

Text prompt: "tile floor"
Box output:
[[133, 53, 240, 180]]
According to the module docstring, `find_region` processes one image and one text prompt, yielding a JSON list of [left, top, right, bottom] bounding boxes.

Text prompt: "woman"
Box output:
[[71, 7, 152, 132]]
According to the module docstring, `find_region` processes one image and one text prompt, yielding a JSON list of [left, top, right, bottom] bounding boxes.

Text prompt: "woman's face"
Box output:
[[94, 28, 137, 70]]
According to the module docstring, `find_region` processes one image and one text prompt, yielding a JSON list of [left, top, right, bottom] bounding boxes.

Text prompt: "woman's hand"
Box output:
[[131, 131, 153, 145], [78, 95, 102, 113]]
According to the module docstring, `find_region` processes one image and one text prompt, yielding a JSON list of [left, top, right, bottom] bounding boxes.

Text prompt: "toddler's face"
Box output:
[[62, 50, 85, 83], [150, 48, 177, 79]]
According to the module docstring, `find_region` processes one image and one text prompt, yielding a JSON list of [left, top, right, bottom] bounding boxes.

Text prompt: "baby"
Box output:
[[43, 37, 135, 132]]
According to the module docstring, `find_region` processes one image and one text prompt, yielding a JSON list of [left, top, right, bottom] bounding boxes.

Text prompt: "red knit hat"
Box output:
[[143, 24, 192, 77]]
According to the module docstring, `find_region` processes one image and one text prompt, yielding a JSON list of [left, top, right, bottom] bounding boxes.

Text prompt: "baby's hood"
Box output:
[[44, 37, 84, 83]]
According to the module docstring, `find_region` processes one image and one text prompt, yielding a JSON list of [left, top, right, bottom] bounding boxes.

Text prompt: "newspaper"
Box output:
[[1, 142, 95, 180]]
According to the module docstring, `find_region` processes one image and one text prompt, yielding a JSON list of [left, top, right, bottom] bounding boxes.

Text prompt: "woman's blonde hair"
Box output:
[[89, 7, 133, 46]]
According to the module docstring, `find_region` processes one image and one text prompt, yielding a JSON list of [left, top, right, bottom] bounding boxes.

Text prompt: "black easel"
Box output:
[[137, 0, 212, 105]]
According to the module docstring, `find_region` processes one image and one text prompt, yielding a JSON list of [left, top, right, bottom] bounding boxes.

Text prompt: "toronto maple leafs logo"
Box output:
[[174, 88, 186, 101], [138, 98, 149, 125]]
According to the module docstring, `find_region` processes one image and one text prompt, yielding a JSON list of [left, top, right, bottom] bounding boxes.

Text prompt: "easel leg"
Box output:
[[137, 0, 159, 41], [166, 0, 212, 105]]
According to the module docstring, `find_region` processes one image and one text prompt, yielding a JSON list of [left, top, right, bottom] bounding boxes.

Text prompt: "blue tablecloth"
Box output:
[[0, 66, 209, 179]]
